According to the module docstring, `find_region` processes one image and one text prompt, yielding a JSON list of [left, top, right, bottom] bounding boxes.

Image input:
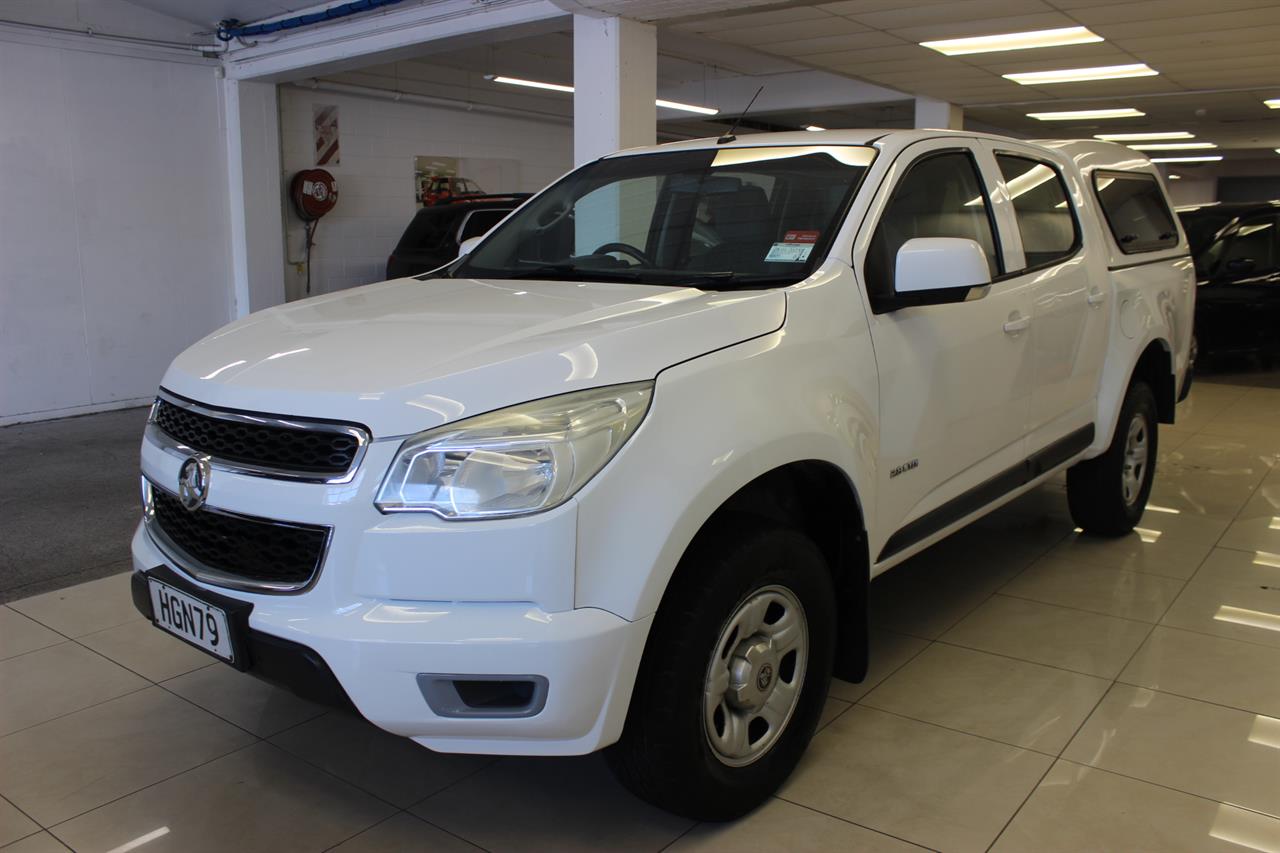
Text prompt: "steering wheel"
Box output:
[[532, 198, 574, 234], [593, 242, 654, 267]]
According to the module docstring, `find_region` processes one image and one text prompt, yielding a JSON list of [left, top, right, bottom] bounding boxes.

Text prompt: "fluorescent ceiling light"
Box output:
[[1004, 63, 1158, 85], [486, 76, 718, 115], [1128, 142, 1217, 150], [656, 98, 719, 116], [1149, 155, 1223, 163], [1168, 174, 1182, 179], [488, 75, 573, 93], [1266, 98, 1280, 109], [920, 26, 1102, 56], [804, 125, 826, 132], [1095, 131, 1194, 141], [1028, 107, 1145, 121]]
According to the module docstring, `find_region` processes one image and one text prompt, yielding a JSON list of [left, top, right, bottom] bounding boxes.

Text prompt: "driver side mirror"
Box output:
[[457, 236, 483, 257], [896, 237, 992, 295]]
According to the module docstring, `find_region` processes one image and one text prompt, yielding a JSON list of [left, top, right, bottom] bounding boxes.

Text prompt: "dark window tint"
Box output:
[[865, 150, 999, 297], [459, 209, 510, 242], [997, 155, 1078, 269], [395, 208, 462, 253], [1220, 215, 1277, 275], [1094, 172, 1178, 254]]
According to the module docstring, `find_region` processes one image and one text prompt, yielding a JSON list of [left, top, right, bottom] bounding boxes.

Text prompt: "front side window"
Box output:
[[458, 208, 511, 242], [1094, 172, 1178, 254], [1219, 215, 1277, 276], [865, 150, 999, 298], [449, 146, 875, 287], [997, 155, 1078, 270]]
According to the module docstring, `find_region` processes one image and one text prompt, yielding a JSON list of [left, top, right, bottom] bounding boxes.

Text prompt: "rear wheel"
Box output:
[[606, 520, 835, 821], [1067, 381, 1158, 536]]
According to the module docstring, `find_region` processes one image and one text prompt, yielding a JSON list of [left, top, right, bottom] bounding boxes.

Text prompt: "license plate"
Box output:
[[148, 578, 234, 662]]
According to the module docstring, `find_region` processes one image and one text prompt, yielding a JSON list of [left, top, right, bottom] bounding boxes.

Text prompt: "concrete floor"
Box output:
[[0, 407, 149, 603], [1, 381, 1279, 851]]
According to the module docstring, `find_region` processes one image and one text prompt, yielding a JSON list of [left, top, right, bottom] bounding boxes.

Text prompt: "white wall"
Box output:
[[0, 37, 232, 423], [278, 86, 572, 296], [1165, 176, 1217, 208]]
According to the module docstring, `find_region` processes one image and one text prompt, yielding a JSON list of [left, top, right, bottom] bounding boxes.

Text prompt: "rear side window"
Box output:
[[459, 209, 511, 242], [996, 155, 1078, 270], [865, 150, 1000, 297], [1094, 172, 1178, 254], [1220, 215, 1278, 274], [396, 208, 460, 253]]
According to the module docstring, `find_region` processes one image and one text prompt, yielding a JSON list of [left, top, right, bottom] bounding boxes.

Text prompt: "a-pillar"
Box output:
[[573, 15, 656, 166], [914, 96, 964, 130], [223, 78, 287, 316]]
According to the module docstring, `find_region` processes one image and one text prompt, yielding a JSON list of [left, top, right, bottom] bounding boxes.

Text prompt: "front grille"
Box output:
[[151, 397, 365, 479], [149, 488, 329, 590]]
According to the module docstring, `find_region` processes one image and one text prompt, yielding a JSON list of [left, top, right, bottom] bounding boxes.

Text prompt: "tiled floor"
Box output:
[[2, 379, 1280, 852]]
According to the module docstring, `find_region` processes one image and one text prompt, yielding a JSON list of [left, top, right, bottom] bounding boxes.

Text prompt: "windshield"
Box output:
[[447, 146, 876, 288]]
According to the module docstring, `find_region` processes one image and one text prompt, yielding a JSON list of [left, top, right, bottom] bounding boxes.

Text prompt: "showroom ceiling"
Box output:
[[668, 0, 1280, 155], [115, 0, 1280, 158]]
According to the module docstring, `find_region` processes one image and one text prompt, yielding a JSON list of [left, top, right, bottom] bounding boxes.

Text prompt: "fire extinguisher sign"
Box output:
[[313, 104, 340, 166]]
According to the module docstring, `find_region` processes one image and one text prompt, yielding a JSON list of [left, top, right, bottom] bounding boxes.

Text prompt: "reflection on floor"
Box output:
[[2, 379, 1279, 852]]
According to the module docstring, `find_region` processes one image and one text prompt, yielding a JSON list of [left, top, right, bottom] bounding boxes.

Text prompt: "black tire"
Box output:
[[1067, 381, 1158, 536], [605, 518, 836, 821]]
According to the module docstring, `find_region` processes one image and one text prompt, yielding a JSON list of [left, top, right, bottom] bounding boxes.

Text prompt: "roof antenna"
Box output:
[[717, 86, 764, 145]]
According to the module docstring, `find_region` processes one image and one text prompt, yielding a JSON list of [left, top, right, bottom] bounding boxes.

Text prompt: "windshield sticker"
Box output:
[[783, 230, 820, 245], [766, 242, 814, 262]]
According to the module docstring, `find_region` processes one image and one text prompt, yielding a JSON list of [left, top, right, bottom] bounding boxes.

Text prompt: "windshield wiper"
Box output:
[[503, 263, 646, 282], [679, 271, 801, 290]]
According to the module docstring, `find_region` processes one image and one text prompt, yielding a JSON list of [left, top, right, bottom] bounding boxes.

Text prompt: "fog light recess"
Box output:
[[417, 673, 549, 718]]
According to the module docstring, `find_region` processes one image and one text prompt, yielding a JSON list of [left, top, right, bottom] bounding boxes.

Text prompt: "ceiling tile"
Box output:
[[885, 12, 1079, 43], [1071, 0, 1275, 24], [843, 0, 1054, 30], [1090, 7, 1280, 38], [766, 30, 905, 56], [714, 16, 868, 46]]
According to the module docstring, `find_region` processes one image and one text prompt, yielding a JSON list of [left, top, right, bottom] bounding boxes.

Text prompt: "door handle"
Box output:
[[1003, 314, 1031, 335], [1087, 289, 1108, 306]]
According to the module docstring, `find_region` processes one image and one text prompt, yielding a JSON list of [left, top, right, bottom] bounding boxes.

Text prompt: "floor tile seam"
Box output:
[[929, 637, 1121, 681], [991, 588, 1176, 624], [844, 703, 1064, 759], [0, 683, 153, 742], [984, 635, 1138, 851], [1144, 620, 1280, 652], [148, 678, 277, 742], [0, 793, 43, 843], [1022, 549, 1209, 581], [385, 750, 502, 813], [1112, 678, 1280, 720], [41, 739, 264, 835], [1151, 619, 1280, 652], [317, 810, 439, 853], [769, 794, 941, 852], [257, 736, 447, 816], [984, 592, 1157, 626], [847, 632, 934, 708], [1049, 757, 1280, 822]]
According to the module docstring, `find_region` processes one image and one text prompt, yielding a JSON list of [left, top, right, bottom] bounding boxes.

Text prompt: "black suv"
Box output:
[[387, 194, 530, 279], [1178, 201, 1280, 364]]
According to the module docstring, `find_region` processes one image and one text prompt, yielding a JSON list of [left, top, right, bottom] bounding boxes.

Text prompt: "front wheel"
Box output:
[[606, 520, 835, 821], [1067, 381, 1158, 536]]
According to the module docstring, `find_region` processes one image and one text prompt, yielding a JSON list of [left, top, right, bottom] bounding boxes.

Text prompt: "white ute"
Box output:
[[132, 129, 1193, 819]]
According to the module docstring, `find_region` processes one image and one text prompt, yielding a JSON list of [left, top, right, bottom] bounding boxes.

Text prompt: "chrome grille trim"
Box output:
[[142, 477, 333, 595], [147, 389, 371, 484]]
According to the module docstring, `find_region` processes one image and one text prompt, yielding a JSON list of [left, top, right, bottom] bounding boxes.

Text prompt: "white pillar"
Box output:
[[914, 96, 963, 130], [573, 15, 656, 166], [223, 78, 286, 316]]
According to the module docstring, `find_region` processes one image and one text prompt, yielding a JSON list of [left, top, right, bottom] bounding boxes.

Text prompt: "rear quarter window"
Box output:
[[1093, 172, 1179, 255]]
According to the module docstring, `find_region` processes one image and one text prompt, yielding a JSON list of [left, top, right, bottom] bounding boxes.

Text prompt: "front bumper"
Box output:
[[131, 522, 652, 756]]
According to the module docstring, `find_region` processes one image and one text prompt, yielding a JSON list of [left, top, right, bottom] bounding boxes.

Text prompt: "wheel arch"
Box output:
[[658, 459, 871, 683], [1132, 338, 1176, 424]]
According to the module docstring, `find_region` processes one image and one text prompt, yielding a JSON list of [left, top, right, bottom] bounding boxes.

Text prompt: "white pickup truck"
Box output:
[[131, 129, 1192, 819]]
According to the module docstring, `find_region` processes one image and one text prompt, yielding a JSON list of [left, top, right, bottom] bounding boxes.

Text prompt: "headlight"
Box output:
[[374, 382, 653, 518]]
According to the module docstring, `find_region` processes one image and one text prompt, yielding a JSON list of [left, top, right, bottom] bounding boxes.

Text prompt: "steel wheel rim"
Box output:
[[703, 584, 808, 768], [1122, 413, 1149, 505]]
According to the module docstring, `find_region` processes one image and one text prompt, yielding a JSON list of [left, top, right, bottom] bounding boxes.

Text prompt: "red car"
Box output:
[[420, 176, 485, 206]]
